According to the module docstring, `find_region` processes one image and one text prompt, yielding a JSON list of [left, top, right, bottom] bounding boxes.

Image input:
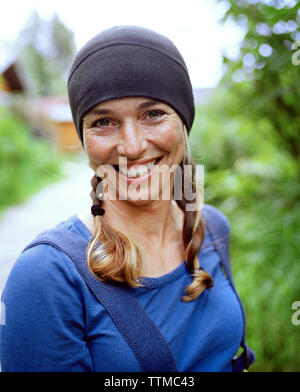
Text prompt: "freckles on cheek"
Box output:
[[158, 127, 183, 152], [84, 137, 107, 165]]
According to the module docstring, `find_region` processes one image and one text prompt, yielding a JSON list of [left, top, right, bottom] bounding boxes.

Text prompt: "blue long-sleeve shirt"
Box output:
[[0, 214, 243, 372]]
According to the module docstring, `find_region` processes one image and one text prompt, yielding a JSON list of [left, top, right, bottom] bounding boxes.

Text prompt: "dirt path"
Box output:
[[0, 156, 94, 296]]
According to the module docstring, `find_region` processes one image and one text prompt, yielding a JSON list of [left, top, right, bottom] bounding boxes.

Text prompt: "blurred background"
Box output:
[[0, 0, 299, 372]]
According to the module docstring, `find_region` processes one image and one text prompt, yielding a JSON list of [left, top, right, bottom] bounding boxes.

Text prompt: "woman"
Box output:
[[0, 26, 254, 372]]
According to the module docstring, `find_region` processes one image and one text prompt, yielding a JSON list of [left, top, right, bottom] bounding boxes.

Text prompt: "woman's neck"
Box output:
[[79, 199, 183, 248], [108, 199, 183, 246], [78, 199, 185, 277]]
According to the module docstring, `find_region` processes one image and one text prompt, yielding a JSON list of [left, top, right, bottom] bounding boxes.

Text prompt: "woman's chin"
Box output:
[[116, 188, 166, 207]]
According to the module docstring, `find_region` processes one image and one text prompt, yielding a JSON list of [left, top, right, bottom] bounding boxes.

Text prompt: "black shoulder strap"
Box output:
[[22, 229, 178, 372], [202, 204, 255, 371]]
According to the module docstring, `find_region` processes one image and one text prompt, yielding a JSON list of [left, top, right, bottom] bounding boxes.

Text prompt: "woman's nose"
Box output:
[[117, 121, 147, 158]]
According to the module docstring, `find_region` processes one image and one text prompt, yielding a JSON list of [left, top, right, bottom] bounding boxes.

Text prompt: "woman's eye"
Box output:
[[93, 118, 111, 127], [146, 110, 164, 119]]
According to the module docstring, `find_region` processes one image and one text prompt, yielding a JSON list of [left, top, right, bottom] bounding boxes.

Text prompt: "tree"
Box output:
[[193, 0, 300, 371], [217, 0, 300, 180], [16, 11, 76, 95], [50, 13, 77, 81]]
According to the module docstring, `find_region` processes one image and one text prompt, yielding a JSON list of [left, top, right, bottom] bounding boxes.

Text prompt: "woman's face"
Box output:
[[82, 96, 185, 205]]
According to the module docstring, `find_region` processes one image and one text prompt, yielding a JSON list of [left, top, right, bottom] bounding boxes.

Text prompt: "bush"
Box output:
[[191, 93, 300, 371], [0, 106, 64, 215]]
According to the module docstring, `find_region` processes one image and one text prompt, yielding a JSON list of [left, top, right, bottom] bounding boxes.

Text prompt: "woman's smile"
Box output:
[[115, 156, 163, 183]]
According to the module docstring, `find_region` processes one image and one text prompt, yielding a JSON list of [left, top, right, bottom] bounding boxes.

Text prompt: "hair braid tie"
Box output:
[[91, 175, 105, 217], [91, 205, 105, 217], [198, 267, 214, 289]]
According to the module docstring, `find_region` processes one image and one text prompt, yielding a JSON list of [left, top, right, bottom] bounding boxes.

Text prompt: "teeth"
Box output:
[[119, 159, 157, 178]]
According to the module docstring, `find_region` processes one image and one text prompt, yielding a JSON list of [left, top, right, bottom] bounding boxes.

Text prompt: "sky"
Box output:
[[0, 0, 246, 88]]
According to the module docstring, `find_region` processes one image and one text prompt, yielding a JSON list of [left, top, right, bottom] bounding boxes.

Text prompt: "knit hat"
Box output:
[[67, 25, 195, 142]]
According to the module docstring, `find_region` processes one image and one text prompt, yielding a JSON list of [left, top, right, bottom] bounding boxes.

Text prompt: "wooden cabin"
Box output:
[[44, 99, 83, 153], [0, 62, 82, 153], [0, 62, 25, 93]]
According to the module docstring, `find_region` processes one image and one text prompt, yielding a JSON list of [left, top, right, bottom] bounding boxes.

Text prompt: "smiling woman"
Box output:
[[0, 25, 255, 372], [81, 95, 203, 287]]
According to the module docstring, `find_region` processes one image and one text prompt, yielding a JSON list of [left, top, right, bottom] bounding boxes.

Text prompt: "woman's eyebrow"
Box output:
[[83, 108, 113, 123], [86, 108, 113, 117], [138, 99, 161, 109], [84, 99, 162, 120]]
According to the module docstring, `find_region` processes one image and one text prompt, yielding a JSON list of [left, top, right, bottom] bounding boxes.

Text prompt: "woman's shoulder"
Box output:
[[3, 215, 90, 298], [202, 204, 230, 235]]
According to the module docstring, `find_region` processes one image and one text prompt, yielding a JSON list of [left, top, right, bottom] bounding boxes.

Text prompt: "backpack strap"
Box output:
[[22, 228, 178, 372], [202, 204, 255, 372]]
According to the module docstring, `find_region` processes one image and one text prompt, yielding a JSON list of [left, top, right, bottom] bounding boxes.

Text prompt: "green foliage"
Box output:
[[0, 107, 64, 215], [190, 0, 300, 371], [192, 93, 300, 371], [218, 0, 300, 177]]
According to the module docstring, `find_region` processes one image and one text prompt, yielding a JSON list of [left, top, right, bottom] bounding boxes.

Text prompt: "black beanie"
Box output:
[[67, 25, 195, 142]]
